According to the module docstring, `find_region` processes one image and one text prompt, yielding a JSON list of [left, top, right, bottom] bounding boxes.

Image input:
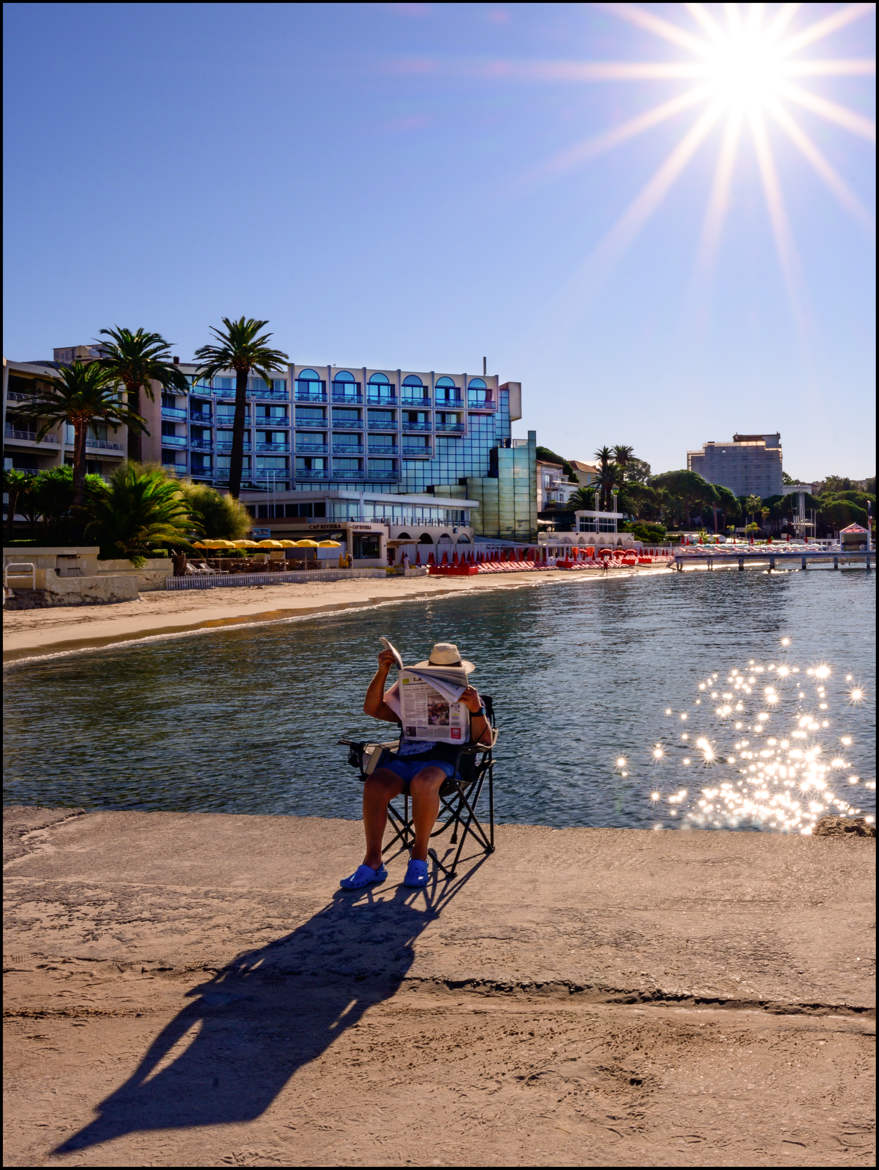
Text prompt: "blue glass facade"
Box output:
[[155, 362, 532, 537]]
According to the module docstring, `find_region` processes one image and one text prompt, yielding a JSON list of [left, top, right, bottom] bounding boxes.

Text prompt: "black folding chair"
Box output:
[[339, 695, 497, 879]]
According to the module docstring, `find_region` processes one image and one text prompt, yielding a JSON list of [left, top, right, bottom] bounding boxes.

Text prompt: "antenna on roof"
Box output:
[[482, 356, 487, 376]]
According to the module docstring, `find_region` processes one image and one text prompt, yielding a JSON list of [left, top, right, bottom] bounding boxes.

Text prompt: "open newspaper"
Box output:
[[379, 636, 470, 744]]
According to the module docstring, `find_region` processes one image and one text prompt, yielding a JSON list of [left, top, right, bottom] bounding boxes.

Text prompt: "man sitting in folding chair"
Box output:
[[340, 641, 493, 891]]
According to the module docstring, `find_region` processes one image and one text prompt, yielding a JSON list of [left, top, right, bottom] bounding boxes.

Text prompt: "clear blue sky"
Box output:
[[3, 2, 875, 481]]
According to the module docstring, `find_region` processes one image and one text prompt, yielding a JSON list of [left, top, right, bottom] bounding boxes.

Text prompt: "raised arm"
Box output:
[[460, 685, 493, 746], [363, 649, 401, 724]]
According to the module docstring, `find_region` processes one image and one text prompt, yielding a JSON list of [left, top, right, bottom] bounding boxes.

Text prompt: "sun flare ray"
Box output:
[[526, 86, 711, 183], [766, 98, 874, 231], [778, 2, 873, 57], [778, 81, 876, 139]]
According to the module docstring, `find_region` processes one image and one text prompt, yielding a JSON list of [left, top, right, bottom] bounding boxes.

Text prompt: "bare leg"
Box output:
[[361, 768, 405, 869], [408, 768, 446, 862]]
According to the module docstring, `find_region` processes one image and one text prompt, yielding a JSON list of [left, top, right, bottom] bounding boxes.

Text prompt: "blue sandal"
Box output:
[[339, 863, 387, 890], [403, 858, 429, 888]]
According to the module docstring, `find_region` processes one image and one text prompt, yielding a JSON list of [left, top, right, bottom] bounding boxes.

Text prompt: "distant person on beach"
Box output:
[[340, 642, 492, 891]]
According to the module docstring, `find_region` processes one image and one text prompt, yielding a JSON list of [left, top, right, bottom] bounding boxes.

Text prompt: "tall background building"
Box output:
[[687, 433, 783, 498], [3, 352, 537, 542]]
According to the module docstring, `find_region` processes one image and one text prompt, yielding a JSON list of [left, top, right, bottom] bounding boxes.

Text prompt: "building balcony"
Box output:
[[435, 394, 464, 408], [367, 443, 398, 454], [435, 421, 466, 433], [294, 389, 327, 403], [250, 389, 290, 401], [331, 387, 362, 404], [331, 418, 363, 430], [364, 469, 399, 482], [294, 468, 329, 481], [366, 393, 397, 405], [254, 441, 290, 453], [329, 469, 366, 481], [295, 441, 328, 454], [5, 424, 60, 445], [215, 441, 252, 452], [467, 397, 496, 411], [402, 445, 432, 457], [367, 418, 398, 430], [333, 445, 364, 456], [189, 411, 213, 424], [162, 461, 187, 473], [401, 420, 432, 432], [161, 435, 188, 448], [189, 469, 214, 480], [401, 395, 431, 408], [86, 438, 124, 451], [161, 405, 187, 420], [190, 438, 213, 451], [255, 415, 289, 427]]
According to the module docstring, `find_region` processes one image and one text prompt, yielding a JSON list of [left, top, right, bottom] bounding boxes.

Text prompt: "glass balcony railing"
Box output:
[[401, 395, 431, 408], [435, 421, 466, 433], [190, 439, 213, 451], [435, 394, 464, 408], [333, 445, 364, 456], [364, 469, 398, 481], [366, 393, 397, 405], [295, 441, 328, 454], [86, 437, 124, 451], [254, 441, 290, 453], [161, 405, 187, 420], [294, 388, 327, 403], [214, 441, 252, 452], [5, 425, 41, 441], [467, 396, 496, 411], [401, 420, 432, 432], [402, 445, 432, 457], [294, 468, 329, 480], [189, 411, 213, 424], [331, 418, 363, 430], [161, 435, 188, 448], [367, 443, 398, 454]]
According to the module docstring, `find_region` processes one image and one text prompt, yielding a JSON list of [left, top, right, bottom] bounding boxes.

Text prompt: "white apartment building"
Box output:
[[687, 433, 783, 499]]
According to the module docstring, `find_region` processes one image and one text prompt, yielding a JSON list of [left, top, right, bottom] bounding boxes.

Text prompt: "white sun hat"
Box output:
[[413, 641, 475, 674]]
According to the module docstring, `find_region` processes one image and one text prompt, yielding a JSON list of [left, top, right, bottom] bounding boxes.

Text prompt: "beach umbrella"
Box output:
[[192, 540, 209, 549], [257, 539, 285, 549], [232, 539, 260, 549], [317, 539, 341, 547], [294, 539, 320, 548]]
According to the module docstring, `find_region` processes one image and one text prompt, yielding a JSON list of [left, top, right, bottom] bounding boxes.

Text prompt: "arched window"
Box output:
[[418, 533, 434, 544], [367, 372, 393, 403], [467, 376, 490, 407], [334, 370, 354, 382], [295, 368, 324, 402], [331, 369, 359, 403], [403, 375, 426, 387], [435, 376, 455, 387]]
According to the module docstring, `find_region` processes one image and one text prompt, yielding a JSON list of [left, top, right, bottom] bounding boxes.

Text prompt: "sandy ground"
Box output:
[[2, 570, 590, 663], [3, 806, 875, 1167]]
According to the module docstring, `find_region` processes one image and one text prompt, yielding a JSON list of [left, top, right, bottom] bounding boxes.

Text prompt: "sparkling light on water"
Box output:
[[617, 638, 874, 835]]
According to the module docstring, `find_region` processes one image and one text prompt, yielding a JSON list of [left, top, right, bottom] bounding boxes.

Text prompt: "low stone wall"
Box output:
[[4, 570, 141, 608]]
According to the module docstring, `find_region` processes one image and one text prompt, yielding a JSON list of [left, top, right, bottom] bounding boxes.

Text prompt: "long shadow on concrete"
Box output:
[[54, 859, 484, 1155]]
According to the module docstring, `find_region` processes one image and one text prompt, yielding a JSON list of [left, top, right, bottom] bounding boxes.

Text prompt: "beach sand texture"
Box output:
[[3, 806, 875, 1168], [2, 570, 580, 663]]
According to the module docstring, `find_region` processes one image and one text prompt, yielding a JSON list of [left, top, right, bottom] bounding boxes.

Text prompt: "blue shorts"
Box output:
[[375, 747, 458, 792]]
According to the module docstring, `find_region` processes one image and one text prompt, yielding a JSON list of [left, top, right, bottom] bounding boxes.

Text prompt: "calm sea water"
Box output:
[[3, 568, 875, 833]]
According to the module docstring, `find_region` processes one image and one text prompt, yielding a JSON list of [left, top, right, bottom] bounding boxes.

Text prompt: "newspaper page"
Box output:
[[398, 670, 470, 744]]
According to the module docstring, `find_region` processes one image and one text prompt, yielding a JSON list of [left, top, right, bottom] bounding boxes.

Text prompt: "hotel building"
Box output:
[[687, 433, 783, 499], [3, 352, 537, 544]]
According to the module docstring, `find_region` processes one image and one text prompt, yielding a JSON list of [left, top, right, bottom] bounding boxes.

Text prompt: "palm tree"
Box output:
[[611, 444, 634, 485], [593, 446, 616, 511], [2, 467, 34, 540], [193, 317, 289, 499], [86, 463, 193, 561], [566, 485, 598, 512], [16, 362, 146, 517], [744, 494, 762, 526], [97, 326, 191, 462]]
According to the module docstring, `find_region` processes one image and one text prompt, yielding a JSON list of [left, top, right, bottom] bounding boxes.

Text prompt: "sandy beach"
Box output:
[[3, 806, 875, 1167], [2, 569, 587, 664]]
